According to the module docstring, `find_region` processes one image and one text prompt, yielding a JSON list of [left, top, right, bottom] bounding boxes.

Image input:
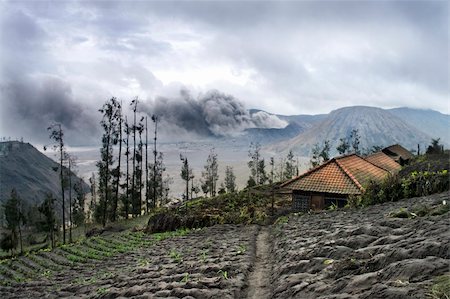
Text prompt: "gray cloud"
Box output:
[[1, 75, 99, 145], [0, 0, 448, 145]]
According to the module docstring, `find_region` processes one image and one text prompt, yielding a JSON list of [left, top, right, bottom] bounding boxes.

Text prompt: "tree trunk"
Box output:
[[60, 135, 66, 244], [113, 106, 122, 221], [132, 102, 137, 217], [68, 159, 72, 243], [153, 117, 158, 208], [125, 117, 130, 219], [103, 126, 111, 227], [145, 116, 149, 213]]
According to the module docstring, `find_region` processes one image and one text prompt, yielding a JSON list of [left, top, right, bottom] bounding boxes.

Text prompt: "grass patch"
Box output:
[[428, 274, 450, 299]]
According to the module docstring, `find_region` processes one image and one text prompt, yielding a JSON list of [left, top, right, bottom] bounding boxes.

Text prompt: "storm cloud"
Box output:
[[144, 89, 287, 138], [0, 1, 448, 145], [1, 75, 99, 145]]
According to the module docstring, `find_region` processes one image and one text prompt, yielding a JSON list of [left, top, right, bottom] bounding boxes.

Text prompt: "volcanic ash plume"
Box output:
[[145, 89, 287, 137]]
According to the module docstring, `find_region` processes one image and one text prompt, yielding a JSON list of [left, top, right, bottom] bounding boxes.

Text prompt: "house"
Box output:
[[365, 151, 402, 174], [382, 144, 414, 166], [281, 154, 391, 211]]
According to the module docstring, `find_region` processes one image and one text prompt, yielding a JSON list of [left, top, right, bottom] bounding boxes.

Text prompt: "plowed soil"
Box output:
[[0, 192, 448, 298]]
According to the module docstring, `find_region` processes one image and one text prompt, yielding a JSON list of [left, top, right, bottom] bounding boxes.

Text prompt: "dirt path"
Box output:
[[246, 226, 272, 299]]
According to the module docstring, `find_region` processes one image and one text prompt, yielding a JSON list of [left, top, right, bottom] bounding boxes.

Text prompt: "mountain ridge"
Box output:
[[266, 106, 444, 155], [0, 141, 89, 209]]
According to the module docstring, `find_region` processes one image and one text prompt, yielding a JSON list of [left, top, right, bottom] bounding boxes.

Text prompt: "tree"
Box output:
[[426, 138, 443, 155], [180, 154, 193, 201], [224, 166, 236, 193], [310, 143, 321, 168], [284, 150, 296, 180], [148, 152, 166, 207], [47, 123, 66, 244], [269, 157, 275, 184], [112, 101, 123, 221], [97, 98, 121, 226], [38, 193, 57, 248], [130, 97, 139, 216], [319, 140, 331, 162], [350, 129, 361, 154], [310, 140, 331, 168], [88, 173, 96, 223], [65, 154, 76, 242], [258, 159, 268, 184], [336, 138, 350, 155], [134, 117, 145, 216], [151, 115, 159, 210], [248, 142, 266, 186], [3, 189, 25, 254], [72, 178, 86, 228], [201, 148, 219, 197], [123, 117, 131, 219]]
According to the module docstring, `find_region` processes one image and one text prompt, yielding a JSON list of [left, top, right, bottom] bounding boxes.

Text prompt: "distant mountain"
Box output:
[[270, 106, 435, 156], [0, 141, 89, 209], [244, 109, 326, 144], [243, 122, 305, 144], [388, 108, 450, 145]]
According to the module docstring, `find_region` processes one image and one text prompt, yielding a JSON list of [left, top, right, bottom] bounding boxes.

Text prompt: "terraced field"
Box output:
[[0, 192, 448, 298], [0, 225, 258, 298]]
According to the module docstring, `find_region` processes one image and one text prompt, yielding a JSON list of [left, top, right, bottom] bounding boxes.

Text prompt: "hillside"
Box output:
[[0, 141, 89, 206], [388, 107, 450, 145], [271, 106, 434, 155]]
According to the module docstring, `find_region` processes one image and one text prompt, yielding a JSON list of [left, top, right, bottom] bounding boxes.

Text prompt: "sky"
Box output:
[[0, 0, 448, 145]]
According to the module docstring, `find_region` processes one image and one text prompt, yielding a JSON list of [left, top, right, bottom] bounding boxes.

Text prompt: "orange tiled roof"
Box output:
[[282, 154, 390, 195], [365, 151, 401, 174], [382, 144, 414, 161]]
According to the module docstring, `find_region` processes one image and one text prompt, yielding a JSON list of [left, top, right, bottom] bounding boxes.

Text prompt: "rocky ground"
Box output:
[[0, 192, 448, 298]]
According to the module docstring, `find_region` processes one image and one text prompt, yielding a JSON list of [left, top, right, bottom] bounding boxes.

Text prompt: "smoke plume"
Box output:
[[143, 89, 287, 137]]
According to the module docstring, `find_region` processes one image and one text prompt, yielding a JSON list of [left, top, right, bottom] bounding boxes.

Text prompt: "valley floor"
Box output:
[[0, 192, 448, 298]]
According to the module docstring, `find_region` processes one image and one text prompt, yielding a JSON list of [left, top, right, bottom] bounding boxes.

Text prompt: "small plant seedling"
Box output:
[[169, 249, 183, 263], [237, 244, 247, 255], [181, 272, 190, 283], [323, 259, 334, 265], [97, 287, 108, 295], [200, 250, 208, 263], [138, 258, 151, 267], [218, 269, 229, 280], [42, 270, 52, 278]]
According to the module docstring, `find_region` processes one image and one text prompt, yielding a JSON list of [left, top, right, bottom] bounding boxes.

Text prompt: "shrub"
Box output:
[[360, 169, 449, 206]]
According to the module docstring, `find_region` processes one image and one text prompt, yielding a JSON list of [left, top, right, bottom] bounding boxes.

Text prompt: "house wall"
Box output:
[[292, 190, 348, 212]]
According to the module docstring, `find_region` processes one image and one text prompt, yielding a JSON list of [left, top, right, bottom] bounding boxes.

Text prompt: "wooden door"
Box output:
[[311, 195, 324, 210]]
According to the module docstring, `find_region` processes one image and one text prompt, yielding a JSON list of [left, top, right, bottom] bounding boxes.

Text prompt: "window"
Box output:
[[292, 194, 310, 212]]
